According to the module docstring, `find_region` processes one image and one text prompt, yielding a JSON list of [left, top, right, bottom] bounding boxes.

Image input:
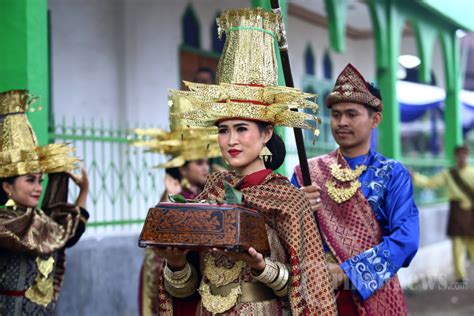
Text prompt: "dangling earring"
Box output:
[[259, 144, 272, 162], [5, 193, 16, 207]]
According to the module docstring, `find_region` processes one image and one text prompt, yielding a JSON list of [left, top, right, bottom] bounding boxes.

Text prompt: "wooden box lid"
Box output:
[[139, 202, 270, 254]]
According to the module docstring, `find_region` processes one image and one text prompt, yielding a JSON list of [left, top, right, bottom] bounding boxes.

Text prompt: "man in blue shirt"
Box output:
[[292, 63, 419, 315]]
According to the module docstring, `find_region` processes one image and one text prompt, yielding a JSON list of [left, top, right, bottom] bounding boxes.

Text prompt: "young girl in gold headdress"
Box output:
[[151, 8, 337, 315], [0, 89, 90, 315]]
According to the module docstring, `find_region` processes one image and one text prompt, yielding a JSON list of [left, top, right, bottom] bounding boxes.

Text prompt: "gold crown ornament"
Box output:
[[130, 95, 221, 169], [0, 90, 78, 178], [170, 8, 320, 133]]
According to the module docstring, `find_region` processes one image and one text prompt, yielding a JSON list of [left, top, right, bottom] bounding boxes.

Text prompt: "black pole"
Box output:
[[270, 0, 312, 186]]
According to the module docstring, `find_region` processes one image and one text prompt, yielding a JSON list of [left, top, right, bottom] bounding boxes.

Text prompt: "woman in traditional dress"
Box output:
[[153, 8, 337, 315], [133, 94, 221, 316], [0, 89, 90, 315]]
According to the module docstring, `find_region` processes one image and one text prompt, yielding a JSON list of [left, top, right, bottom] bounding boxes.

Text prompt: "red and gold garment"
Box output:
[[156, 170, 337, 315], [295, 150, 408, 316]]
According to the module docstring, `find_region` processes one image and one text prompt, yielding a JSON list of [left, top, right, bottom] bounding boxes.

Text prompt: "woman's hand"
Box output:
[[67, 168, 89, 208], [164, 174, 182, 196], [154, 246, 189, 270], [300, 182, 322, 212], [214, 247, 266, 272]]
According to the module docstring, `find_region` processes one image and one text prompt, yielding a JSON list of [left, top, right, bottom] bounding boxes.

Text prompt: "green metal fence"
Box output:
[[49, 117, 166, 234]]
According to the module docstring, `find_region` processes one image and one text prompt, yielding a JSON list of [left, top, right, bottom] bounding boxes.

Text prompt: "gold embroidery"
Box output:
[[25, 256, 55, 307], [198, 282, 242, 314], [203, 254, 245, 287]]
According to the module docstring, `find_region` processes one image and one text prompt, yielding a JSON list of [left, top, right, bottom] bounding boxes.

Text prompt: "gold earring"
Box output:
[[5, 193, 16, 207], [259, 144, 272, 162]]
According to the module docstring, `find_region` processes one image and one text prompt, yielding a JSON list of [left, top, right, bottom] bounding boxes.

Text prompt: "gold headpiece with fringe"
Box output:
[[131, 95, 221, 169], [170, 8, 320, 133], [0, 90, 78, 178]]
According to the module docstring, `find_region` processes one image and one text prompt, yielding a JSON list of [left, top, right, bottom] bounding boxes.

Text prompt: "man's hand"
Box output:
[[328, 262, 348, 289], [301, 182, 323, 212]]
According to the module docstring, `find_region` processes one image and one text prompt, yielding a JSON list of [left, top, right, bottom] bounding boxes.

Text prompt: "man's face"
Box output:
[[455, 148, 469, 167], [194, 71, 214, 84], [330, 102, 381, 151]]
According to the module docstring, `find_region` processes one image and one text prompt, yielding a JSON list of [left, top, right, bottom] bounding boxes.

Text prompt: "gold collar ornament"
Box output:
[[326, 151, 368, 204], [0, 90, 78, 178], [199, 253, 246, 314], [25, 256, 55, 307]]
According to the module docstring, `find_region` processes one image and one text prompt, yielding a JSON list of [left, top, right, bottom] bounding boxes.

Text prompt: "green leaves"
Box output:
[[223, 181, 243, 204]]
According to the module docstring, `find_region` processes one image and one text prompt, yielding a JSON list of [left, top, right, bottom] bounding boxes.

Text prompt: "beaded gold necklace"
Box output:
[[326, 150, 369, 204]]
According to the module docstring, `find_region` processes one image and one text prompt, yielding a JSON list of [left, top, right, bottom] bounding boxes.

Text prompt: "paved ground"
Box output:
[[406, 266, 474, 316]]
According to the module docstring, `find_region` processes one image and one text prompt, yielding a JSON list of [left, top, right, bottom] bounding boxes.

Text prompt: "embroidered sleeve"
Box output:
[[341, 164, 419, 301]]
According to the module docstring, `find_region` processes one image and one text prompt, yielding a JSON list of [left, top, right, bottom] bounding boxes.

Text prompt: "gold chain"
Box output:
[[330, 163, 367, 182], [325, 179, 361, 204]]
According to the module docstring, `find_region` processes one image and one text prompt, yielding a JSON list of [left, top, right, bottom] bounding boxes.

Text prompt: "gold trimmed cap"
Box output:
[[327, 63, 383, 111]]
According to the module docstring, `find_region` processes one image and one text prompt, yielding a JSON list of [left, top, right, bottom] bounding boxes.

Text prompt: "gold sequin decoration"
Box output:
[[25, 256, 55, 307]]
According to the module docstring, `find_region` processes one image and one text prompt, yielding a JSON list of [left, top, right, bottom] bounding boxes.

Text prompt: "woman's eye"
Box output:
[[218, 129, 227, 134], [237, 127, 247, 132]]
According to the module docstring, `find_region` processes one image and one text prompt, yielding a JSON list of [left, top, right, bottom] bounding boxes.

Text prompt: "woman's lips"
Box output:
[[228, 149, 241, 157]]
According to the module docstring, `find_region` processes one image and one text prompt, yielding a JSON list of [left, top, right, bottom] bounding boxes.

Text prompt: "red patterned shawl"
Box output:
[[295, 150, 408, 316]]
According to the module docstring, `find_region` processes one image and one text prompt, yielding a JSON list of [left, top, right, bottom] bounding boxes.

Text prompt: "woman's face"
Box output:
[[180, 159, 210, 187], [2, 173, 43, 208], [217, 119, 272, 175]]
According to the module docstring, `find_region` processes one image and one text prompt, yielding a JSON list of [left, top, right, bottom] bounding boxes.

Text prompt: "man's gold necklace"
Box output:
[[326, 150, 369, 204]]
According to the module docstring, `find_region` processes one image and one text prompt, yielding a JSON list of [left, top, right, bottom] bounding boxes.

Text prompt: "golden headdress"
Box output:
[[327, 63, 383, 111], [170, 8, 320, 133], [131, 95, 221, 169], [0, 90, 78, 178]]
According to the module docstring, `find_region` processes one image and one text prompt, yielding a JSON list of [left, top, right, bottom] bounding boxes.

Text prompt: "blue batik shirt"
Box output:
[[291, 150, 419, 301]]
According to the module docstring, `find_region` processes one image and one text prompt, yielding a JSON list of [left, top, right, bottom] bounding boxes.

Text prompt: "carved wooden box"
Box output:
[[139, 203, 270, 254]]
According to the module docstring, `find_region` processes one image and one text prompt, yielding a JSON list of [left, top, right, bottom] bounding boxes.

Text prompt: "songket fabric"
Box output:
[[157, 170, 337, 315], [292, 149, 419, 315], [0, 204, 87, 315]]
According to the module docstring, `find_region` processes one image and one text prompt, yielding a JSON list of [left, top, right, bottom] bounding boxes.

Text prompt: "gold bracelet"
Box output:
[[251, 258, 279, 284], [269, 262, 289, 291], [163, 262, 192, 286], [164, 266, 198, 298]]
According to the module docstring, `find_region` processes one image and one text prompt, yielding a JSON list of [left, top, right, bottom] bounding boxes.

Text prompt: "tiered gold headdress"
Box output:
[[0, 90, 78, 178], [170, 8, 320, 133], [131, 95, 221, 169]]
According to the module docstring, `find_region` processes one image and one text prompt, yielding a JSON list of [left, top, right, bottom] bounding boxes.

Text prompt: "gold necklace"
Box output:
[[198, 281, 242, 314], [327, 150, 369, 204], [203, 253, 245, 287]]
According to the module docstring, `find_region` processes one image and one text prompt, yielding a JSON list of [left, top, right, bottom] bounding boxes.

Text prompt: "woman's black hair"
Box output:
[[165, 167, 182, 182], [256, 122, 286, 171], [0, 176, 18, 205]]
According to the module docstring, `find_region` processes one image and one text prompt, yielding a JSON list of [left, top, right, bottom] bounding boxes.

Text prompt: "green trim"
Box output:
[[440, 30, 462, 163], [0, 0, 49, 145], [367, 0, 405, 159], [324, 0, 348, 53], [417, 0, 474, 31], [412, 20, 437, 84], [227, 26, 277, 39]]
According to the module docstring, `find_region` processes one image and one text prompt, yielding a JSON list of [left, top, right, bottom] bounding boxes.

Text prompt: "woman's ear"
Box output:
[[263, 125, 274, 143], [2, 182, 12, 196]]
